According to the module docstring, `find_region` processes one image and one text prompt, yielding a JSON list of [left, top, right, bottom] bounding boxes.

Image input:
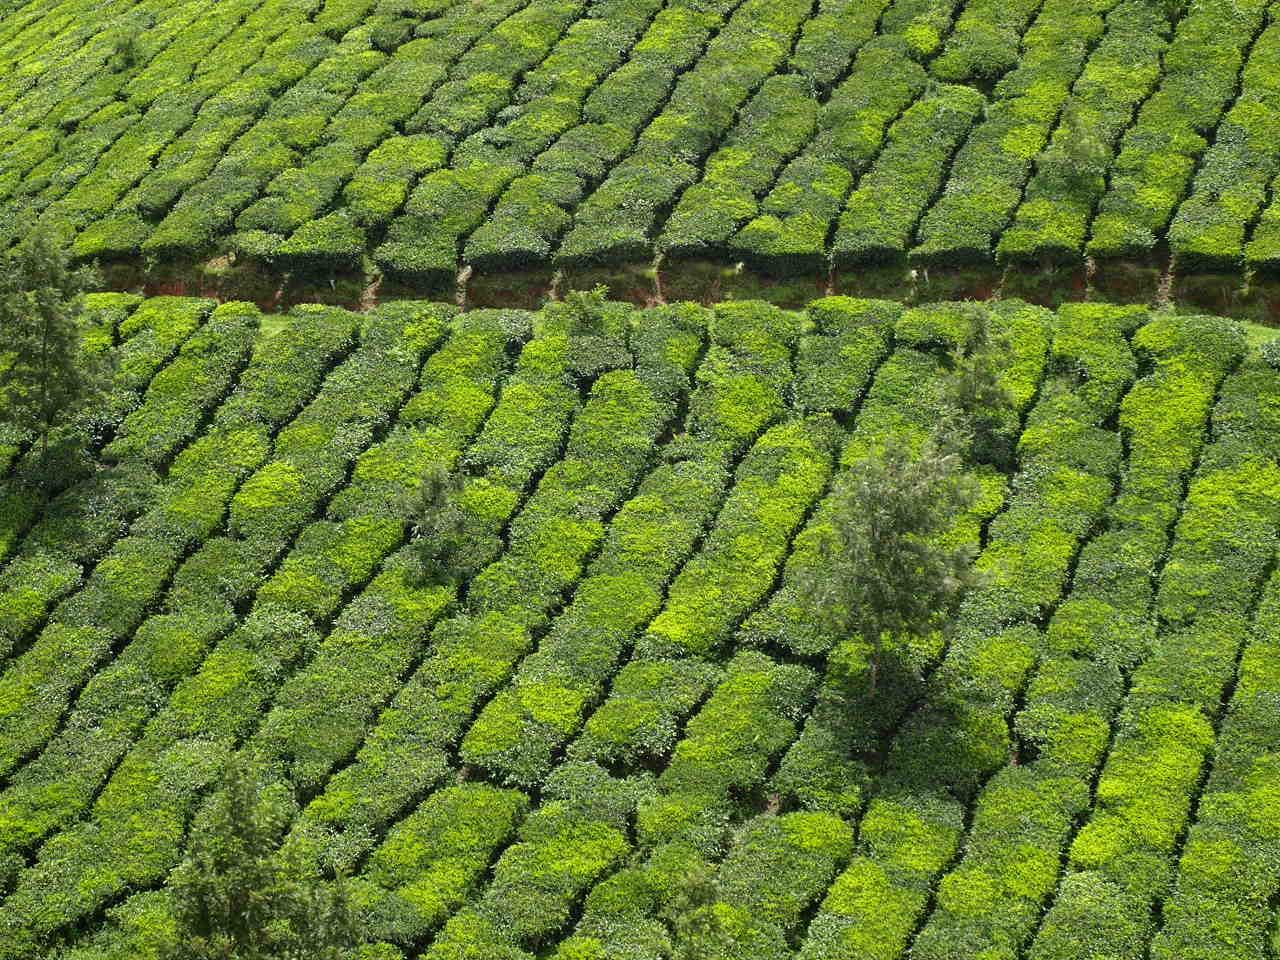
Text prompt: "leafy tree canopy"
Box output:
[[797, 437, 981, 690], [0, 227, 104, 484], [168, 757, 354, 960]]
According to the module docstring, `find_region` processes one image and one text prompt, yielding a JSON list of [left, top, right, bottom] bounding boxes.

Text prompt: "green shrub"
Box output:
[[1088, 0, 1269, 260], [466, 3, 721, 273], [276, 210, 367, 274], [659, 76, 818, 262], [557, 0, 812, 267], [800, 796, 963, 960], [572, 657, 721, 767], [1169, 18, 1280, 271], [790, 0, 887, 90], [423, 762, 650, 957], [640, 652, 816, 843], [832, 84, 983, 267], [911, 0, 1113, 266], [344, 134, 447, 226], [228, 305, 437, 544], [0, 554, 81, 659], [731, 38, 926, 274], [352, 784, 527, 948], [641, 418, 837, 659], [997, 2, 1171, 265], [932, 0, 1041, 82], [103, 302, 259, 466]]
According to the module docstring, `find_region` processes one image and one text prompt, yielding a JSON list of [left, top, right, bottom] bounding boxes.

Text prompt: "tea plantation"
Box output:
[[0, 293, 1277, 959], [4, 0, 1280, 954], [4, 0, 1280, 284]]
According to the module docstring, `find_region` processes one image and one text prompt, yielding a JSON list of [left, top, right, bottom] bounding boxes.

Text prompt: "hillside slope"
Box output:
[[0, 295, 1276, 960], [3, 0, 1280, 285]]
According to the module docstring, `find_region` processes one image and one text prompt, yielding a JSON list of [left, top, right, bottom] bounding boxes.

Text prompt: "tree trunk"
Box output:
[[38, 306, 49, 488]]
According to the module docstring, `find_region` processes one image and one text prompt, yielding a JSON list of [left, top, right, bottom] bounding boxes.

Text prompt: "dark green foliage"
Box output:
[[168, 757, 355, 960], [663, 859, 723, 960], [102, 302, 259, 466], [1036, 102, 1112, 199], [466, 0, 726, 273], [793, 297, 898, 415], [794, 438, 980, 689], [276, 211, 367, 275], [109, 29, 142, 73], [0, 229, 104, 482], [943, 312, 1018, 470], [405, 462, 468, 581]]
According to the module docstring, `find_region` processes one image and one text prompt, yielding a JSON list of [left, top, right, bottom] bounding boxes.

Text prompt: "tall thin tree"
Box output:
[[406, 461, 469, 582], [796, 437, 980, 692], [0, 227, 102, 485], [943, 311, 1016, 470]]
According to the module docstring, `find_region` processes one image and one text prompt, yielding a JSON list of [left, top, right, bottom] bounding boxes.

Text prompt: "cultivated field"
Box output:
[[3, 0, 1280, 955], [0, 293, 1276, 960], [2, 0, 1280, 296]]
